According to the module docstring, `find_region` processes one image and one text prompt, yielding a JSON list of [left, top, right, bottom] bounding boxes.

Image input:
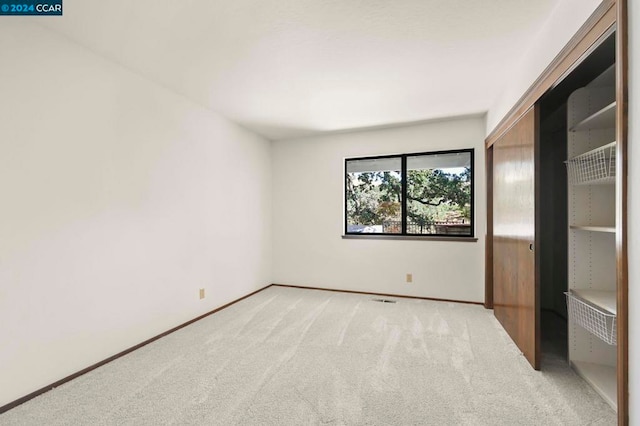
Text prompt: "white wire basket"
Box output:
[[565, 291, 617, 345], [566, 142, 616, 185]]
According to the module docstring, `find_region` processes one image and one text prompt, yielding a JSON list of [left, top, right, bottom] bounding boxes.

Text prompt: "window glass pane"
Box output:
[[346, 157, 402, 233], [406, 151, 472, 235]]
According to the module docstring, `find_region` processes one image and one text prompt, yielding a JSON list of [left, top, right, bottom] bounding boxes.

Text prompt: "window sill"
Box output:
[[342, 234, 478, 242]]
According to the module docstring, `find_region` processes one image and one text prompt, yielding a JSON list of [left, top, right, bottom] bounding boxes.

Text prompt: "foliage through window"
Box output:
[[345, 149, 473, 237]]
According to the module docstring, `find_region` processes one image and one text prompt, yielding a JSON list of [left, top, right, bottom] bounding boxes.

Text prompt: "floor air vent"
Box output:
[[372, 298, 397, 304]]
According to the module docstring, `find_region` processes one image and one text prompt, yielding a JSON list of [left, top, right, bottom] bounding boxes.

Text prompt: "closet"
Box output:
[[486, 1, 628, 421], [565, 62, 617, 408], [538, 33, 618, 410]]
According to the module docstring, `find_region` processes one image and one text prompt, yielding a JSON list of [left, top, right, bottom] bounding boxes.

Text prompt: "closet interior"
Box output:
[[538, 32, 618, 410]]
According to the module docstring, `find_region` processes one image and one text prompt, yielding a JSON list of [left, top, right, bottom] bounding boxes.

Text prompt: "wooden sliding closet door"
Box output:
[[492, 106, 539, 369]]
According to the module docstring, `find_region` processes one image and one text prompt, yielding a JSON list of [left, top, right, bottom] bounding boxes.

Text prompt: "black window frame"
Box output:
[[344, 148, 474, 239]]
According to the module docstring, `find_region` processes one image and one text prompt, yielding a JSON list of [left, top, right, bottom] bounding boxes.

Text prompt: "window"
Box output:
[[345, 149, 473, 237]]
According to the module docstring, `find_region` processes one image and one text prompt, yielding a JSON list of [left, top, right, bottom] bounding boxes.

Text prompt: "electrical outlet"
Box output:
[[406, 273, 413, 283], [199, 288, 205, 299]]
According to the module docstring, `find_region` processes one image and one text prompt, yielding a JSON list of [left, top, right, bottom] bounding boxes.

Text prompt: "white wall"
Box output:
[[0, 22, 271, 407], [487, 0, 601, 134], [628, 0, 639, 421], [272, 117, 486, 303]]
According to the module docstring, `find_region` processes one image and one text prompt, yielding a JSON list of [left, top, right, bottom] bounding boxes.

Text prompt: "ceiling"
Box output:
[[42, 0, 559, 140]]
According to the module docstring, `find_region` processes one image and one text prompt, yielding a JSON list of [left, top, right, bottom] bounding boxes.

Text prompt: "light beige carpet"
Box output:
[[1, 286, 615, 425]]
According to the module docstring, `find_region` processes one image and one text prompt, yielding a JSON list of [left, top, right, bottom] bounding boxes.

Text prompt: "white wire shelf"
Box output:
[[570, 102, 616, 132], [566, 141, 616, 185], [565, 290, 616, 345]]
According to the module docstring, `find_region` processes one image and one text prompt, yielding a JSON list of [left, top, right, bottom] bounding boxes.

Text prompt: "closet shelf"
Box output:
[[566, 141, 616, 185], [566, 290, 617, 345], [570, 225, 615, 233], [570, 102, 616, 131], [571, 289, 616, 314]]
